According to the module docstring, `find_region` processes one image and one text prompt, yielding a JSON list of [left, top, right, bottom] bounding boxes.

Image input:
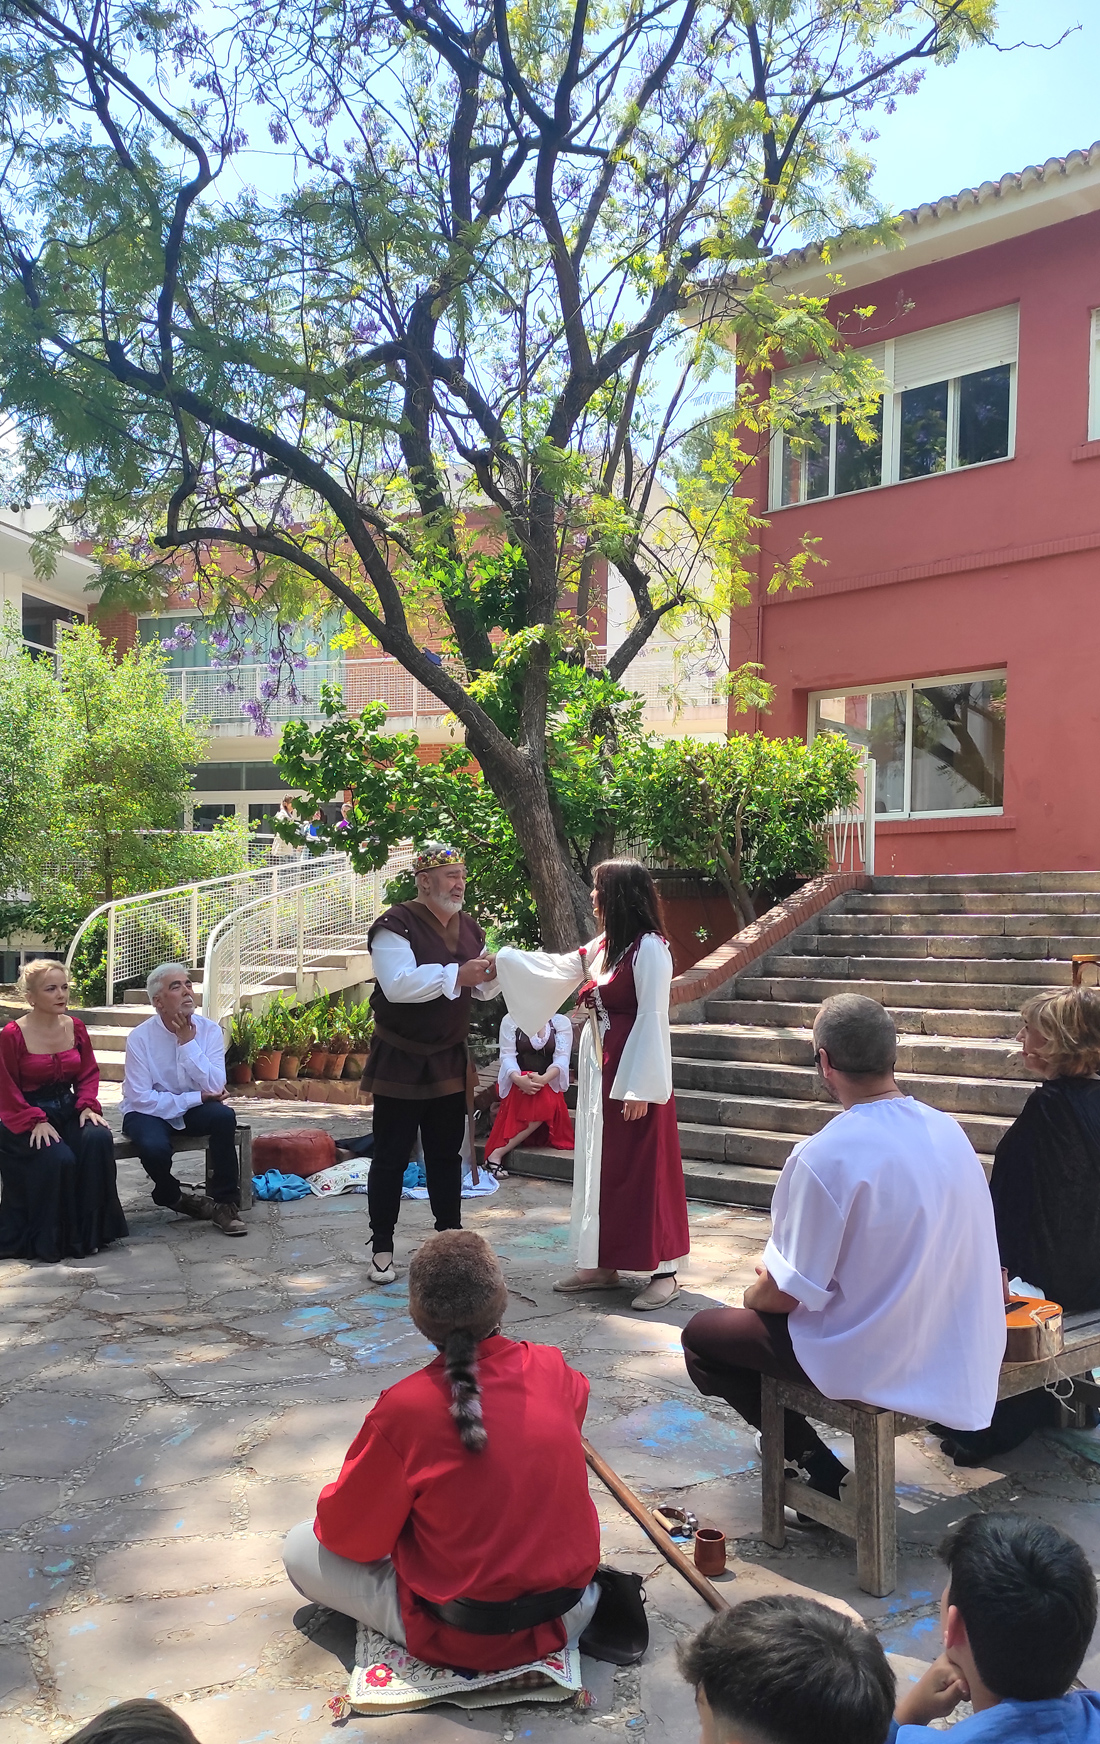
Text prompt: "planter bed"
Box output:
[[228, 1078, 371, 1105]]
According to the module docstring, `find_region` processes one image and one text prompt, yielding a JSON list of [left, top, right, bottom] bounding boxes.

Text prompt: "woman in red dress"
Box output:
[[496, 859, 690, 1310], [483, 1012, 574, 1175], [0, 959, 127, 1262]]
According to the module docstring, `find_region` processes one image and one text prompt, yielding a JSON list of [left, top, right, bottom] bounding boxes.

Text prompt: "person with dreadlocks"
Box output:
[[281, 1231, 602, 1672], [495, 857, 690, 1310]]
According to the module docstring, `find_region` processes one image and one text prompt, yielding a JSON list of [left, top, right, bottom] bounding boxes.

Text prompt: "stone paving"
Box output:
[[3, 1093, 1100, 1741]]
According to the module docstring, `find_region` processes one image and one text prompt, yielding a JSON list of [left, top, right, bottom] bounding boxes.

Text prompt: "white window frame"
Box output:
[[769, 309, 1019, 511], [807, 667, 1007, 820], [1089, 309, 1100, 442]]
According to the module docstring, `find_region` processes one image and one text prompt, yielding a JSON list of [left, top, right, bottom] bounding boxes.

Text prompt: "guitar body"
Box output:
[[1004, 1296, 1064, 1362]]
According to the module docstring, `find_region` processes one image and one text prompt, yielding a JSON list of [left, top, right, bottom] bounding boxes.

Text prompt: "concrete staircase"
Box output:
[[73, 982, 209, 1081], [510, 873, 1100, 1208]]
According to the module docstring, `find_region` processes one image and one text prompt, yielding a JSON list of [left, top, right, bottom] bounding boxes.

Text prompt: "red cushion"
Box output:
[[252, 1130, 337, 1178]]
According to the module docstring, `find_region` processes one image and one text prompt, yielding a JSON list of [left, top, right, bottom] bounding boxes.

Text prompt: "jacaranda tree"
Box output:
[[0, 0, 995, 944]]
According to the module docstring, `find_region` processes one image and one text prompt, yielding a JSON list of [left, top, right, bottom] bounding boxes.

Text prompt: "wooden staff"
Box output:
[[583, 1438, 730, 1613]]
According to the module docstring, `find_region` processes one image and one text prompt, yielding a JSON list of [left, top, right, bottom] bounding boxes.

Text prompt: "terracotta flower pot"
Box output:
[[253, 1049, 283, 1082], [693, 1529, 726, 1577], [322, 1051, 349, 1079], [280, 1053, 302, 1079], [229, 1062, 253, 1084], [304, 1049, 330, 1077], [344, 1051, 369, 1079]]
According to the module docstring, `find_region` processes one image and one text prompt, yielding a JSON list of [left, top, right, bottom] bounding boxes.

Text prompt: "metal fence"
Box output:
[[201, 846, 416, 1023], [824, 756, 876, 877], [63, 852, 347, 1008]]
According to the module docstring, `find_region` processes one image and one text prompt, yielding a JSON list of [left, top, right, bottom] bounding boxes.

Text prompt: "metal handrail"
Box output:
[[825, 755, 876, 876], [64, 852, 346, 1007]]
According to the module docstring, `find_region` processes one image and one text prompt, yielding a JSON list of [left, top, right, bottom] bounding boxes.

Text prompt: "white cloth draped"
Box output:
[[495, 935, 682, 1270]]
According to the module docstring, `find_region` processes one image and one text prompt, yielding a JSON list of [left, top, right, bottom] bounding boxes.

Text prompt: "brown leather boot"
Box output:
[[174, 1191, 213, 1220], [211, 1201, 247, 1236]]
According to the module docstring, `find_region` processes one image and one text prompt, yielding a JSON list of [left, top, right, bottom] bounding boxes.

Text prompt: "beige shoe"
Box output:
[[631, 1276, 679, 1311], [552, 1270, 622, 1294]]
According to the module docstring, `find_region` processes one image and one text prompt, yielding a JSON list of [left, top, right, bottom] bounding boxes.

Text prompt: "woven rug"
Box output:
[[346, 1624, 584, 1715]]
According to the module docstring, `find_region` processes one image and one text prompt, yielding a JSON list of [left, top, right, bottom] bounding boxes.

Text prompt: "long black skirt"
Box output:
[[0, 1111, 128, 1262]]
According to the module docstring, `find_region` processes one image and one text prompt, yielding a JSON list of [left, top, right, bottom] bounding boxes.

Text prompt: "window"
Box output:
[[22, 594, 84, 655], [771, 306, 1018, 509], [809, 671, 1006, 818], [191, 802, 239, 831]]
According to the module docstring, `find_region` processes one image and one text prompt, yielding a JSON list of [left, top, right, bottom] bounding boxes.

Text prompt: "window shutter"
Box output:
[[891, 306, 1018, 394], [774, 342, 886, 405]]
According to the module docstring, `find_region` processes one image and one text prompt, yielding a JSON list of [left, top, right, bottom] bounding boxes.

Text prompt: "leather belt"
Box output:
[[415, 1585, 585, 1636]]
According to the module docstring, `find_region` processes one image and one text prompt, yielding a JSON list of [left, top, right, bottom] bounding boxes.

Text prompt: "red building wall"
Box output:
[[733, 209, 1100, 875]]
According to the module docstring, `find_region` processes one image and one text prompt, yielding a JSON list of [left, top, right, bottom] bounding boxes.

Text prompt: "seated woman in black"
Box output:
[[940, 985, 1100, 1466]]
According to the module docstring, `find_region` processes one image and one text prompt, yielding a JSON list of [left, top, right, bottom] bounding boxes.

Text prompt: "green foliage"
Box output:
[[228, 1008, 260, 1066], [341, 998, 375, 1051], [0, 609, 60, 895]]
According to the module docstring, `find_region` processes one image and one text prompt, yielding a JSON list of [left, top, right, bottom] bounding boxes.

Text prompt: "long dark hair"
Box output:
[[593, 858, 663, 966]]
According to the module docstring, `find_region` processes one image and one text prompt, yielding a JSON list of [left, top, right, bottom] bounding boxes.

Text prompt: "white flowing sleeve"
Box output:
[[496, 1014, 519, 1098], [551, 1014, 573, 1093], [762, 1151, 844, 1312], [495, 942, 592, 1036], [608, 933, 674, 1105]]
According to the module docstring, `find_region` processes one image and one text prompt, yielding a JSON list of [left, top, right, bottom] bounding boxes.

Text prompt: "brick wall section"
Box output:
[[669, 871, 873, 1017], [91, 606, 137, 654]]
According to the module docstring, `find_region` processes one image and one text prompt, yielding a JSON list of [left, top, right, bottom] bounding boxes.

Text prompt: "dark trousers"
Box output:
[[368, 1091, 465, 1253], [122, 1101, 240, 1207], [682, 1306, 830, 1463]]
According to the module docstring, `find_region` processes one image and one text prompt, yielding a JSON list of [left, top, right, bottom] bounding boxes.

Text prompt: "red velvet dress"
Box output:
[[581, 943, 691, 1272], [0, 1020, 127, 1261]]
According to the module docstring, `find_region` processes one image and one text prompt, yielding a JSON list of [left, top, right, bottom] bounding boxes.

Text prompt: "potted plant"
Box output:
[[303, 993, 332, 1077], [324, 1005, 352, 1079], [227, 1008, 259, 1084], [253, 1002, 284, 1081], [277, 998, 313, 1079], [343, 998, 375, 1078]]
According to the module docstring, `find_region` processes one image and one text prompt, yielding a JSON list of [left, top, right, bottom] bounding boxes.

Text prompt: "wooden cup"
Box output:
[[693, 1528, 726, 1577]]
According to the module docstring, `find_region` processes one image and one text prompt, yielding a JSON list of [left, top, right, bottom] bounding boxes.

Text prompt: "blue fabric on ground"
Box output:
[[402, 1159, 427, 1190], [252, 1170, 311, 1201], [890, 1690, 1100, 1742]]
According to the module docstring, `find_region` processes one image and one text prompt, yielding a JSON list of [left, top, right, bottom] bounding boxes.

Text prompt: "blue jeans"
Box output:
[[122, 1100, 240, 1207]]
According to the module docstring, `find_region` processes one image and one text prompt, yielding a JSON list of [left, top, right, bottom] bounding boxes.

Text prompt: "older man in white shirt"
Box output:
[[121, 962, 246, 1236], [682, 993, 1005, 1507], [359, 844, 498, 1284]]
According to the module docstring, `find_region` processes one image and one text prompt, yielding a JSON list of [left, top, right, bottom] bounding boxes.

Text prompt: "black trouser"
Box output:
[[368, 1091, 465, 1253], [682, 1306, 831, 1463], [122, 1100, 240, 1207]]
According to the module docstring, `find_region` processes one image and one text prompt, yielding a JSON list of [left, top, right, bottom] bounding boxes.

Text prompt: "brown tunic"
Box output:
[[361, 902, 487, 1101], [515, 1030, 556, 1075]]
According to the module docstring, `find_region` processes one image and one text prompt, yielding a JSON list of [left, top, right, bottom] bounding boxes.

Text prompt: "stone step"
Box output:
[[707, 998, 1019, 1039], [821, 911, 1100, 939], [123, 983, 206, 1004], [846, 891, 1100, 915], [674, 1023, 1029, 1084], [672, 1054, 1029, 1118], [756, 954, 1072, 987], [503, 1145, 781, 1209], [871, 872, 1100, 894], [807, 933, 1097, 962], [672, 1088, 1010, 1153], [737, 974, 1056, 1013], [74, 1005, 155, 1030]]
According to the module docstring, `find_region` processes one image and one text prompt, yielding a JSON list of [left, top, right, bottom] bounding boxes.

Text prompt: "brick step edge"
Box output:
[[227, 1079, 372, 1105], [670, 872, 872, 1016]]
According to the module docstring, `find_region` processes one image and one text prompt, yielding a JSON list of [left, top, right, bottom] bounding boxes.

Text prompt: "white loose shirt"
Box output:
[[368, 928, 499, 1005], [121, 1011, 228, 1127], [496, 1013, 573, 1097], [763, 1097, 1006, 1431]]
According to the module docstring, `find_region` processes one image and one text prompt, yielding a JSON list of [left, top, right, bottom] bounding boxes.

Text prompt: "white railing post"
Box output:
[[233, 921, 242, 1010], [296, 885, 305, 997], [189, 885, 199, 968], [863, 756, 876, 878], [270, 865, 278, 950], [105, 907, 116, 1008]]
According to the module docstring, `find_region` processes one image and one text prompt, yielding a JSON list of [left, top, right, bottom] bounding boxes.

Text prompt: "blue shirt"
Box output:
[[889, 1693, 1100, 1743]]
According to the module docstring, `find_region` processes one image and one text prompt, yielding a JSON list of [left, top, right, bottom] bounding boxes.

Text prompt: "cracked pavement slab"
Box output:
[[1, 1094, 1097, 1739]]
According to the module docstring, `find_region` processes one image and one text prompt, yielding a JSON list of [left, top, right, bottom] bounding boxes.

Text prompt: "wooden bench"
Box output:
[[760, 1307, 1100, 1598], [113, 1123, 254, 1212]]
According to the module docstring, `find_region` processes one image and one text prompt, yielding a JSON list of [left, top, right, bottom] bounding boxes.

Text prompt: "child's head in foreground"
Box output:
[[677, 1594, 895, 1744], [939, 1510, 1097, 1701]]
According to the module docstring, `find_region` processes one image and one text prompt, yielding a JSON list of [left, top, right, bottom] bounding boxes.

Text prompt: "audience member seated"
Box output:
[[681, 994, 1006, 1507], [61, 1697, 201, 1743], [282, 1230, 601, 1671], [890, 1512, 1099, 1740], [483, 1009, 573, 1175], [121, 963, 245, 1236], [992, 988, 1100, 1311], [678, 1593, 896, 1744], [0, 958, 126, 1262]]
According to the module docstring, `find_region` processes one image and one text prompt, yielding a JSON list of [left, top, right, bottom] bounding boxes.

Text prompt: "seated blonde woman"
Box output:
[[939, 985, 1100, 1467], [991, 986, 1100, 1313], [0, 959, 126, 1262]]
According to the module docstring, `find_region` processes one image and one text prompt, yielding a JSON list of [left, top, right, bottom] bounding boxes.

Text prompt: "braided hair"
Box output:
[[407, 1230, 510, 1455]]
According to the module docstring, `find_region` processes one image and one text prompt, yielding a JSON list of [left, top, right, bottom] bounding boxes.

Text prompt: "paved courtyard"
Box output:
[[3, 1095, 1100, 1742]]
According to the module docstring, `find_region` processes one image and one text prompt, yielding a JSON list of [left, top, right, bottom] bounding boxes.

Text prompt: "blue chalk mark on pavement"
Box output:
[[598, 1399, 756, 1481]]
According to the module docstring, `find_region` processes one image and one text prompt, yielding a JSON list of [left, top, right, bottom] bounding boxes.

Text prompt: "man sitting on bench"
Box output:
[[121, 963, 245, 1236], [681, 994, 1005, 1506]]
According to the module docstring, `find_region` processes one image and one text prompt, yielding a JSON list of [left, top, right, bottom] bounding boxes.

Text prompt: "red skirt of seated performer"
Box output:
[[484, 1081, 574, 1154]]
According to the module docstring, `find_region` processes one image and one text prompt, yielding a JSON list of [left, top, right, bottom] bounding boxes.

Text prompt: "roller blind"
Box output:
[[891, 305, 1019, 394]]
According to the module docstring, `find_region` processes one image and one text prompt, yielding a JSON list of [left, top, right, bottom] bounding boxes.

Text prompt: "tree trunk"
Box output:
[[476, 741, 594, 949]]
